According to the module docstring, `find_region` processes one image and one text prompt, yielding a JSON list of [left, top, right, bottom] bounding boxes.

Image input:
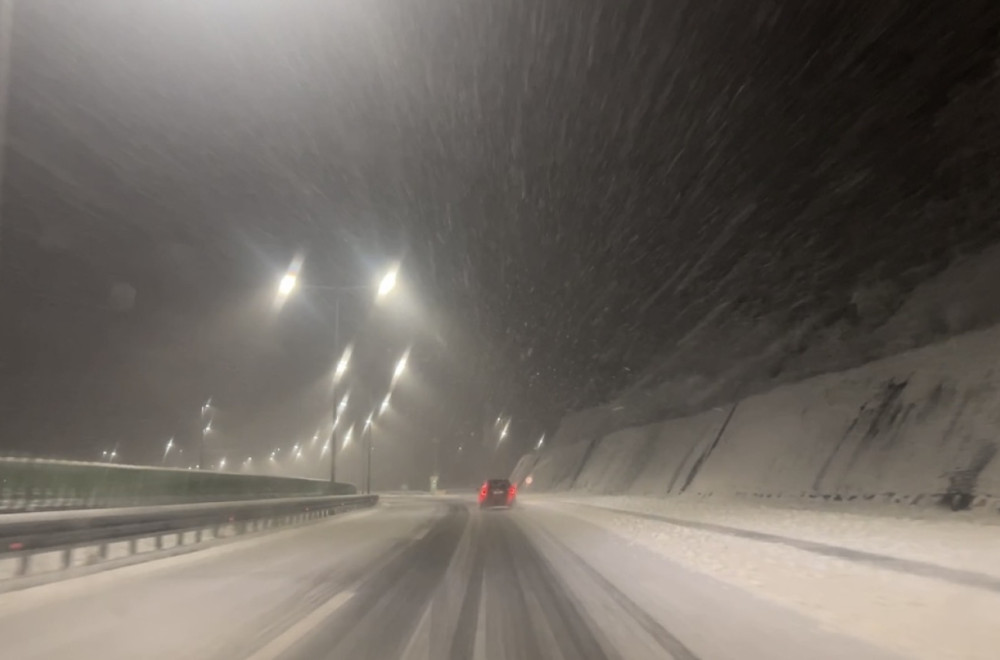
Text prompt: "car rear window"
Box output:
[[487, 479, 511, 488]]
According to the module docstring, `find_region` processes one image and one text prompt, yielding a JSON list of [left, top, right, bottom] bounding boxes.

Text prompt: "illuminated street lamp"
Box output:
[[334, 345, 352, 382], [364, 414, 376, 494], [278, 273, 297, 297], [162, 437, 175, 465], [376, 265, 398, 299], [275, 255, 304, 303], [364, 412, 374, 430], [219, 457, 226, 470], [343, 424, 355, 448], [200, 397, 213, 470], [392, 349, 409, 385], [379, 393, 391, 416], [270, 261, 400, 489]]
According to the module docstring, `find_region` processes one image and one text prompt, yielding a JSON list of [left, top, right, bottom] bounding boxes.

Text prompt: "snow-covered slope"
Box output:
[[520, 321, 1000, 513]]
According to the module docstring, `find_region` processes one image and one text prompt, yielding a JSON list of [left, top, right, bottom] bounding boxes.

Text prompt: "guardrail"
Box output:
[[0, 494, 378, 581], [0, 457, 355, 512]]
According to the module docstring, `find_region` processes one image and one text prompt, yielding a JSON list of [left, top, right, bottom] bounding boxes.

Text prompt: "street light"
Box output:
[[270, 261, 400, 490], [536, 434, 545, 450], [219, 457, 226, 470], [364, 415, 375, 494], [343, 424, 354, 448], [379, 393, 391, 416], [364, 412, 374, 430], [377, 265, 398, 299], [275, 255, 304, 303], [270, 260, 402, 488], [162, 437, 175, 465], [0, 0, 12, 263], [200, 398, 213, 470], [278, 273, 297, 297], [392, 349, 409, 384], [334, 345, 352, 382]]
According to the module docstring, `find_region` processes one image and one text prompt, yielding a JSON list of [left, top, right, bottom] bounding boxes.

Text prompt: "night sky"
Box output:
[[2, 1, 1000, 487]]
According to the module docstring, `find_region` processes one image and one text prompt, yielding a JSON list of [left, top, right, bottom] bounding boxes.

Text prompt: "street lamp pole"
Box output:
[[0, 0, 14, 271], [199, 398, 212, 470], [162, 437, 174, 466], [365, 420, 373, 494], [276, 261, 398, 493], [329, 296, 340, 489]]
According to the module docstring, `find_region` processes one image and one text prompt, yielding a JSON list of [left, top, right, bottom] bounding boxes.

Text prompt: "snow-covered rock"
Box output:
[[521, 321, 1000, 513]]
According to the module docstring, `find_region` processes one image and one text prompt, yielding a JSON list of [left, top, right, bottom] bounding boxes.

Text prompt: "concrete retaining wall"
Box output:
[[519, 323, 1000, 512]]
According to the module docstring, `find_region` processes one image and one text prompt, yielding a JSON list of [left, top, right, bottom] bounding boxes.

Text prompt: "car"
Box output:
[[479, 478, 516, 508]]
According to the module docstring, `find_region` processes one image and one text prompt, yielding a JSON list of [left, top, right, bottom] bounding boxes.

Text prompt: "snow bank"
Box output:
[[530, 496, 1000, 660], [521, 321, 1000, 512]]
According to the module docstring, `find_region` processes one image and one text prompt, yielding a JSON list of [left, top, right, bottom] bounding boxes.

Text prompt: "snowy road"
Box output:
[[0, 496, 900, 660]]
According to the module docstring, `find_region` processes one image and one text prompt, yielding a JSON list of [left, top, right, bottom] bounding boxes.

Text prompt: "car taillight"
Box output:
[[507, 484, 517, 501], [478, 483, 488, 502]]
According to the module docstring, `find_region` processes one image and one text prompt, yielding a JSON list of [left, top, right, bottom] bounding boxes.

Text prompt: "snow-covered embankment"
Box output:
[[515, 321, 1000, 512]]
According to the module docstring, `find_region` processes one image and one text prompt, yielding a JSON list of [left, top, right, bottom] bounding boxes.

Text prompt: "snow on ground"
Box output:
[[529, 494, 1000, 660], [551, 494, 1000, 579]]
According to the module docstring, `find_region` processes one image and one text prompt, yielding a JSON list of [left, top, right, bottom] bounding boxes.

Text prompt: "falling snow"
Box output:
[[1, 1, 1000, 486]]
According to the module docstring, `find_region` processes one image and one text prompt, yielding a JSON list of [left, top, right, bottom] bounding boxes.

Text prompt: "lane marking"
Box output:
[[473, 579, 488, 660], [400, 600, 433, 659], [246, 589, 356, 660]]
